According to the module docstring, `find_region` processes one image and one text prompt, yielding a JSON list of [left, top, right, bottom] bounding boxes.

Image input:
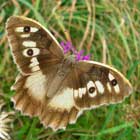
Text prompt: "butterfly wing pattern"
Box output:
[[72, 61, 132, 108], [6, 16, 64, 74], [6, 16, 132, 131]]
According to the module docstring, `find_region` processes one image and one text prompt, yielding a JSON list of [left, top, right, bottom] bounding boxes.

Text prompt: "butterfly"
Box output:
[[6, 16, 132, 131]]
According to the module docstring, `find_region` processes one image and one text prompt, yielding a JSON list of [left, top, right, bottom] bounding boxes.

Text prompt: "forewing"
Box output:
[[72, 61, 132, 109], [6, 16, 64, 74]]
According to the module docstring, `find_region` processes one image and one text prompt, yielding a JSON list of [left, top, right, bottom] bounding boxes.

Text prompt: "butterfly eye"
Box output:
[[23, 48, 40, 57], [24, 26, 30, 32]]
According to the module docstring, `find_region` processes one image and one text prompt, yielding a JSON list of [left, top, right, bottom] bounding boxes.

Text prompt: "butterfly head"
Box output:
[[65, 55, 76, 63]]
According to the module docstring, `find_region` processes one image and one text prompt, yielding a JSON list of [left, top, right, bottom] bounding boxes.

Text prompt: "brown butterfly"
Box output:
[[6, 16, 132, 131]]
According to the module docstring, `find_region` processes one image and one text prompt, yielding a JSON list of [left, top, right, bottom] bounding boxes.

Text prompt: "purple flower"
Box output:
[[82, 54, 90, 60], [60, 42, 71, 54], [75, 50, 84, 61], [60, 41, 90, 61]]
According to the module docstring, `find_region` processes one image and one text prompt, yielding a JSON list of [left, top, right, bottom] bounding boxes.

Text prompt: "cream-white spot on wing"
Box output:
[[95, 80, 104, 94], [22, 50, 29, 57], [31, 48, 40, 55], [114, 84, 120, 94], [30, 57, 39, 67], [20, 34, 30, 38], [30, 27, 39, 32], [22, 41, 36, 47], [108, 73, 115, 81], [74, 90, 79, 98], [31, 65, 40, 72], [15, 27, 24, 32], [87, 81, 94, 89], [79, 87, 86, 98], [25, 71, 47, 100], [48, 88, 75, 112], [89, 89, 97, 98], [107, 82, 112, 92], [78, 91, 83, 98]]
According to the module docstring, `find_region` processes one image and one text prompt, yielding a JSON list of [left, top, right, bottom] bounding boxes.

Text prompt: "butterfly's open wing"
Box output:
[[6, 16, 64, 74], [11, 70, 80, 131], [72, 60, 132, 109], [11, 66, 59, 118], [6, 16, 75, 130], [11, 60, 132, 131], [39, 60, 132, 130]]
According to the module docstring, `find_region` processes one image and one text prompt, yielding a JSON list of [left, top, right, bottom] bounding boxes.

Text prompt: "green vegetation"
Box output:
[[0, 0, 140, 140]]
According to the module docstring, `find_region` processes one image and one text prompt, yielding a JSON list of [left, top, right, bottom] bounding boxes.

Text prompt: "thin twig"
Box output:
[[68, 0, 77, 31], [47, 1, 62, 23], [79, 0, 91, 50], [0, 35, 6, 46], [23, 9, 30, 16], [11, 0, 21, 10], [101, 36, 107, 64], [49, 26, 65, 41], [87, 0, 95, 53], [0, 1, 9, 11]]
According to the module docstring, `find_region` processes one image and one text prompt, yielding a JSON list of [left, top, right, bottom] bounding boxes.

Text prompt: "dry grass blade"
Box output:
[[11, 0, 21, 11], [68, 0, 77, 30], [79, 0, 91, 50], [87, 0, 95, 53]]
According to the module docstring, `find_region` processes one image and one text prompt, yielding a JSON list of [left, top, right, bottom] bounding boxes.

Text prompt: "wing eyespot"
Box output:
[[108, 73, 118, 86], [87, 81, 97, 97], [23, 48, 40, 57], [24, 26, 30, 32], [108, 73, 120, 93], [89, 87, 95, 94], [110, 79, 117, 86], [27, 49, 33, 56]]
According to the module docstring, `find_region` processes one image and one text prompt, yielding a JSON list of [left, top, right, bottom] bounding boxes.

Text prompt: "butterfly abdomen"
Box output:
[[46, 59, 74, 97]]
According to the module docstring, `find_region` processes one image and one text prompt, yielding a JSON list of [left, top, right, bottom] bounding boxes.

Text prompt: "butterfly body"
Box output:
[[6, 16, 132, 131]]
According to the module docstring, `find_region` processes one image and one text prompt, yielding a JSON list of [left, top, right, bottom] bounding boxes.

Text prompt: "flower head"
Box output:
[[60, 41, 90, 61], [60, 41, 71, 54]]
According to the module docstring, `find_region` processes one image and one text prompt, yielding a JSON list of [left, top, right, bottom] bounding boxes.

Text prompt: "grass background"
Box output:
[[0, 0, 140, 140]]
